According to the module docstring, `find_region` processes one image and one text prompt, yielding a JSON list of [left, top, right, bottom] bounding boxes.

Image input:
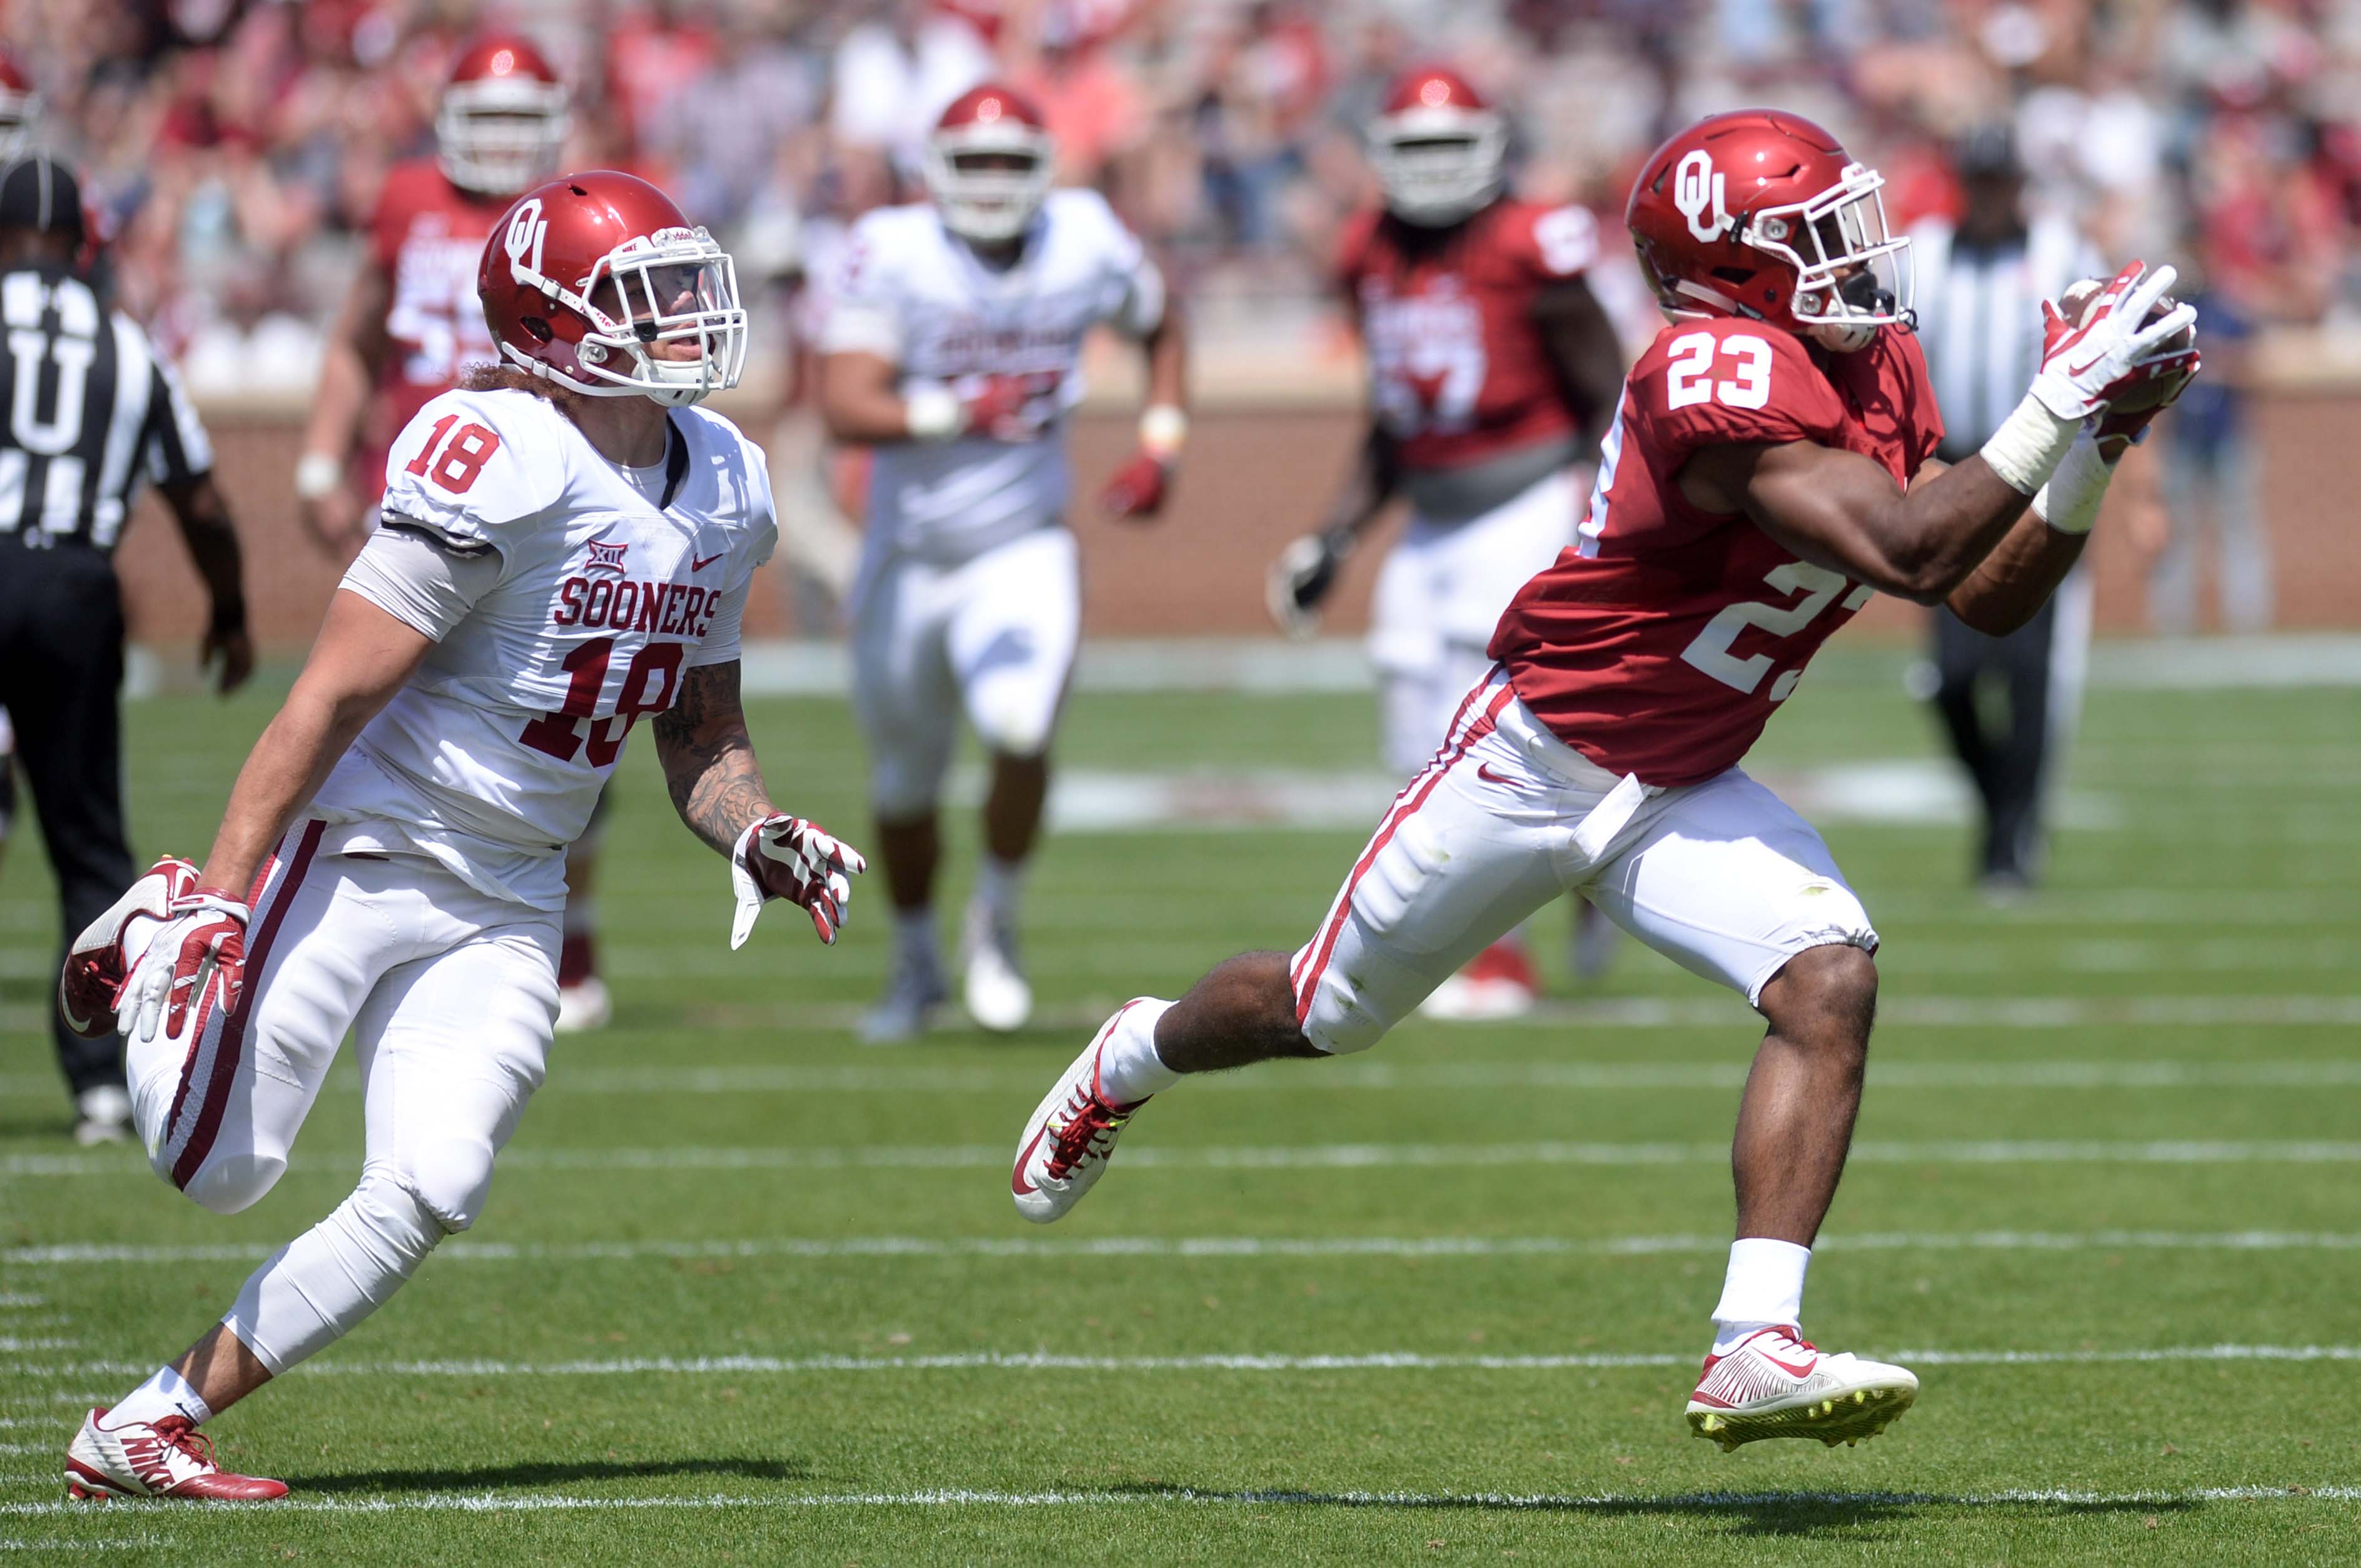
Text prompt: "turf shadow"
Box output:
[[293, 1456, 812, 1494]]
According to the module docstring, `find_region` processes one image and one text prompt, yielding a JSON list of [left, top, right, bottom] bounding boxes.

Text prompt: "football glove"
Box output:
[[1266, 528, 1354, 639], [729, 814, 867, 950], [1099, 451, 1172, 520], [117, 887, 250, 1044], [2091, 353, 2201, 462], [2029, 261, 2199, 422], [963, 373, 1062, 443]]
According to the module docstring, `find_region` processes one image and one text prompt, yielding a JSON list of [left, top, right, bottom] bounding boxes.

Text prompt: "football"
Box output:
[[2058, 274, 2197, 411]]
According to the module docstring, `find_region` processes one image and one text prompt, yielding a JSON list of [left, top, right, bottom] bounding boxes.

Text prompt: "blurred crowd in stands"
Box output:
[[6, 0, 2356, 395]]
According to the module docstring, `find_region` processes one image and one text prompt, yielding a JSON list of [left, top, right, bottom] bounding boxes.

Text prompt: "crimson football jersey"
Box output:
[[1490, 317, 1943, 787], [358, 159, 512, 499], [1337, 198, 1600, 473]]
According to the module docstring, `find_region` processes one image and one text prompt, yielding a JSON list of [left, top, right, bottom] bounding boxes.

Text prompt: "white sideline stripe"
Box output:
[[23, 1058, 2361, 1103], [0, 1297, 41, 1308], [8, 1344, 2361, 1382], [13, 1229, 2361, 1269], [21, 1138, 2361, 1180], [4, 1483, 2361, 1520]]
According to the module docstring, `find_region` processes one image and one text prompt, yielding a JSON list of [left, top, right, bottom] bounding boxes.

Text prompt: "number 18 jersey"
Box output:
[[1488, 318, 1942, 787], [317, 385, 778, 910]]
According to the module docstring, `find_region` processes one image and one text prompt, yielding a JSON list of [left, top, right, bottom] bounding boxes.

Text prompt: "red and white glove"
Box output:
[[963, 373, 1062, 443], [729, 815, 867, 950], [116, 887, 250, 1043], [1099, 451, 1172, 519], [2030, 261, 2199, 422], [2091, 354, 2201, 462]]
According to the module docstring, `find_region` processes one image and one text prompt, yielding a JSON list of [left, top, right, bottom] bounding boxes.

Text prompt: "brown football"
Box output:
[[2058, 276, 2196, 412]]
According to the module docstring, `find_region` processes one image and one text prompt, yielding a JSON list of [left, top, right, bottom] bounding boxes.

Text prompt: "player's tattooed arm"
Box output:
[[651, 660, 779, 857]]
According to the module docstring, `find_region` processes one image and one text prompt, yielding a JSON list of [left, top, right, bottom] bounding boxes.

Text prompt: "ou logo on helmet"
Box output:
[[505, 197, 549, 276], [1673, 150, 1729, 243]]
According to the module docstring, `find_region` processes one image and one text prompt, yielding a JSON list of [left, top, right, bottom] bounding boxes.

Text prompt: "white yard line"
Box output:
[[10, 1229, 2361, 1269], [18, 1138, 2361, 1181], [6, 1344, 2360, 1383], [3, 1482, 2359, 1519]]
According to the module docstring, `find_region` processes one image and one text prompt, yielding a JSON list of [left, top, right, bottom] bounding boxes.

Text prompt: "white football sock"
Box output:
[[975, 855, 1026, 923], [1709, 1237, 1810, 1353], [893, 906, 938, 971], [220, 1170, 444, 1375], [1094, 998, 1179, 1105], [108, 1364, 211, 1429]]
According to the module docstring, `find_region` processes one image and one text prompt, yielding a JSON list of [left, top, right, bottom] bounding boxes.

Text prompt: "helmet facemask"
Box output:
[[1371, 116, 1505, 226], [927, 139, 1053, 245], [438, 78, 571, 197], [1744, 162, 1911, 352], [502, 202, 748, 406]]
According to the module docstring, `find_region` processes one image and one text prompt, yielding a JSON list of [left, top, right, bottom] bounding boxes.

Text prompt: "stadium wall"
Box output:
[[116, 397, 2357, 653]]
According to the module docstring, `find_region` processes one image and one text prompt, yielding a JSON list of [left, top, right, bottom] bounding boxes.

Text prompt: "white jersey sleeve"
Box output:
[[378, 387, 570, 560], [685, 412, 778, 669], [816, 222, 905, 358], [341, 525, 505, 640]]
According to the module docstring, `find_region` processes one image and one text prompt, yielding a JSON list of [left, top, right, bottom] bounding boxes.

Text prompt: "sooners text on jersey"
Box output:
[[1490, 317, 1942, 786], [361, 161, 512, 496], [1338, 198, 1598, 472]]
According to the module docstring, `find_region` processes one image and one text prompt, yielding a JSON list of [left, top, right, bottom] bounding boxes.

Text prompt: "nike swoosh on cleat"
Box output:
[[1761, 1352, 1819, 1378], [1012, 1126, 1048, 1196], [690, 552, 725, 572]]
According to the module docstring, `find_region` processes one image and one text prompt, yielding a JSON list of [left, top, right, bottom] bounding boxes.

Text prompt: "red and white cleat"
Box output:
[[64, 1407, 287, 1501], [1010, 1004, 1150, 1224], [1685, 1327, 1918, 1452], [1419, 938, 1537, 1021], [59, 857, 198, 1039]]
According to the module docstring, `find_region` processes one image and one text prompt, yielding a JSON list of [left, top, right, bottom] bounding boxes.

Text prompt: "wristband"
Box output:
[[1977, 392, 2081, 497], [1139, 403, 1188, 461], [904, 388, 963, 442], [293, 452, 342, 500], [2031, 432, 2111, 536]]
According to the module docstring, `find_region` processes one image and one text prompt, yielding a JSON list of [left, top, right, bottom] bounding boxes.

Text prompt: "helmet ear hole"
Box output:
[[521, 316, 553, 343]]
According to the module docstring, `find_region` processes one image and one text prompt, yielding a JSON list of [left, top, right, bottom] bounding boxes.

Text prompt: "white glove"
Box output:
[[118, 888, 250, 1044], [2028, 261, 2199, 422], [1266, 529, 1353, 639], [728, 814, 866, 949]]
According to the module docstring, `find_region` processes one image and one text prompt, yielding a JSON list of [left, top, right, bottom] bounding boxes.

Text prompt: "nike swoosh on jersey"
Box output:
[[690, 551, 725, 572]]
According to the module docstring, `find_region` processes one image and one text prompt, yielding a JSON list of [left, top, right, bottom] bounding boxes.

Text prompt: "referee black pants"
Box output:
[[0, 544, 135, 1098], [1929, 595, 2058, 884]]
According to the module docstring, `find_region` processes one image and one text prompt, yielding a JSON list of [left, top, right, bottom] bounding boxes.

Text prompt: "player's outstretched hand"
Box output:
[[2031, 261, 2200, 422], [963, 373, 1061, 443], [729, 814, 868, 950], [117, 888, 251, 1043], [1266, 529, 1351, 639], [1099, 452, 1171, 520]]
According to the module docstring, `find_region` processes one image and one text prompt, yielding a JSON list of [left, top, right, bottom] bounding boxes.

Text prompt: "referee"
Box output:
[[0, 155, 251, 1143], [1907, 128, 2102, 894]]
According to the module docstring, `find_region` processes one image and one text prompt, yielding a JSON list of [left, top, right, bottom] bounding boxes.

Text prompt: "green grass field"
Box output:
[[3, 647, 2358, 1564]]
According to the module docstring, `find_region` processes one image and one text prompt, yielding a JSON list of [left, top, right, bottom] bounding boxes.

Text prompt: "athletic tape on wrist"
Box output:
[[293, 453, 342, 500], [2031, 432, 2111, 535], [904, 388, 963, 443], [1978, 393, 2081, 497], [1139, 403, 1188, 460]]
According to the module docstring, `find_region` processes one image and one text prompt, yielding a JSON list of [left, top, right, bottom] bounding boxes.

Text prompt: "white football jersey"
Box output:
[[821, 189, 1164, 567], [318, 385, 778, 909]]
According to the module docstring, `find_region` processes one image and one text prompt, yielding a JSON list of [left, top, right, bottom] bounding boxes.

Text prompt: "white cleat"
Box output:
[[73, 1086, 133, 1146], [554, 976, 612, 1034], [1685, 1326, 1919, 1451], [64, 1407, 287, 1502], [59, 857, 197, 1039], [1010, 1003, 1151, 1223], [861, 953, 948, 1045], [961, 901, 1032, 1033]]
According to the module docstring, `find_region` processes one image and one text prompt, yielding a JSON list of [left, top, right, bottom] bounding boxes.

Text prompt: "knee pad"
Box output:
[[378, 1137, 497, 1235], [1294, 951, 1391, 1057], [348, 1166, 446, 1272], [175, 1151, 286, 1216], [968, 674, 1057, 760]]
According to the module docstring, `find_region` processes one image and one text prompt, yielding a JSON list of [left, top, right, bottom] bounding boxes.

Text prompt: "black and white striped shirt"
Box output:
[[0, 263, 212, 552], [1908, 216, 2103, 460]]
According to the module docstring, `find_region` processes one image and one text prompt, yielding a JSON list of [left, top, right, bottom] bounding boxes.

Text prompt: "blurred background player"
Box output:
[[1266, 66, 1624, 1018], [0, 154, 251, 1144], [820, 83, 1187, 1043], [288, 36, 619, 1030], [1907, 126, 2105, 894]]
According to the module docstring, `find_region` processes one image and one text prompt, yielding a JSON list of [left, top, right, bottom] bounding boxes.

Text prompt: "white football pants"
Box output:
[[126, 819, 559, 1373], [1369, 467, 1582, 776], [850, 526, 1080, 818], [1291, 669, 1879, 1054]]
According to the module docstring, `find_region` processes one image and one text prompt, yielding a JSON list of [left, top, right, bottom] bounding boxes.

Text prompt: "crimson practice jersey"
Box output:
[[358, 161, 512, 498], [1336, 198, 1599, 473], [1490, 318, 1942, 786]]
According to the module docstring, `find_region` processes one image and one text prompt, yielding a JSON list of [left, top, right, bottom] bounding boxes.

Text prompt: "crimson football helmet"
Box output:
[[1627, 109, 1909, 353], [1369, 66, 1506, 227], [479, 171, 746, 406], [925, 84, 1054, 243], [0, 48, 38, 161], [437, 34, 571, 198]]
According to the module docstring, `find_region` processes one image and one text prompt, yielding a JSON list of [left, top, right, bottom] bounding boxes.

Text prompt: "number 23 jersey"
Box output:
[[317, 386, 778, 909], [1489, 318, 1942, 787]]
